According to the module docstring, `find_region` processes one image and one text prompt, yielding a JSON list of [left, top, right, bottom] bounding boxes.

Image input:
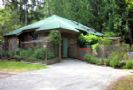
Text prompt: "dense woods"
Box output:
[[0, 0, 133, 44]]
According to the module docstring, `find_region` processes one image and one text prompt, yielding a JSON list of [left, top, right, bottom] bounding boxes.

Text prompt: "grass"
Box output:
[[107, 75, 133, 90], [0, 60, 47, 73]]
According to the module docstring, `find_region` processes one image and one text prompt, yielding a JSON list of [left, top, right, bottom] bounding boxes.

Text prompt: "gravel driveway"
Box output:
[[0, 59, 131, 90]]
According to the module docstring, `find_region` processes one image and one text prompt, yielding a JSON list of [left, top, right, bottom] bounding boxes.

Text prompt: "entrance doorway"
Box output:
[[63, 38, 68, 58]]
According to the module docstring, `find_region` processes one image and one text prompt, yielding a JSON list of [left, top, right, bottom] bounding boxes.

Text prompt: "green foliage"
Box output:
[[0, 50, 9, 57], [109, 58, 120, 68], [125, 0, 133, 9], [49, 30, 61, 45], [109, 53, 121, 68], [85, 34, 99, 45], [103, 58, 110, 66], [92, 43, 100, 51], [0, 60, 46, 72], [32, 48, 55, 60], [78, 34, 99, 47], [84, 54, 97, 64], [0, 48, 55, 61], [99, 37, 112, 45], [0, 7, 22, 38], [78, 34, 111, 49], [47, 50, 55, 59], [125, 60, 133, 69], [20, 49, 33, 58], [104, 32, 117, 37], [32, 48, 46, 60], [95, 58, 104, 65], [84, 54, 104, 65], [0, 50, 17, 58]]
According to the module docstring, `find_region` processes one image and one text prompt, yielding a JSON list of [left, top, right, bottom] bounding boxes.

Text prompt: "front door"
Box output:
[[63, 38, 68, 58]]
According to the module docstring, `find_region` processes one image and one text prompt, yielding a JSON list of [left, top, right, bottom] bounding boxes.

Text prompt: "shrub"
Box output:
[[12, 48, 55, 62], [104, 31, 117, 37], [84, 54, 105, 65], [95, 58, 104, 65], [103, 58, 110, 66], [99, 37, 112, 45], [125, 60, 133, 69], [32, 48, 46, 60], [32, 48, 55, 60], [8, 51, 16, 58], [47, 50, 55, 59], [49, 30, 61, 45], [92, 43, 100, 51], [109, 54, 121, 68], [19, 49, 34, 58], [85, 54, 96, 64], [0, 50, 9, 58], [78, 34, 99, 47]]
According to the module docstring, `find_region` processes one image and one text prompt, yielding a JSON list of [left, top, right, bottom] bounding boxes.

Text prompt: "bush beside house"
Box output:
[[0, 48, 56, 63], [84, 53, 133, 69], [79, 34, 133, 69]]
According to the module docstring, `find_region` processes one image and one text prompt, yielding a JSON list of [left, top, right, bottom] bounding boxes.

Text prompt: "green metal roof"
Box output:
[[4, 15, 103, 36]]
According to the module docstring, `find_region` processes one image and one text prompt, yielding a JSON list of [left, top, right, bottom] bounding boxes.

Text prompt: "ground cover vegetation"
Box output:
[[0, 60, 46, 73]]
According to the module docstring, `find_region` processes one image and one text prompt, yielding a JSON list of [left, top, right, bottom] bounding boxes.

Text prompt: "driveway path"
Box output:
[[0, 59, 132, 90]]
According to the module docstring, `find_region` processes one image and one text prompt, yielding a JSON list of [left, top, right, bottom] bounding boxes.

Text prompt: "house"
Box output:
[[4, 15, 102, 59]]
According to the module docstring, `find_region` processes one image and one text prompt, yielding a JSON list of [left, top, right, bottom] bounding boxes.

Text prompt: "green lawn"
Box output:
[[0, 60, 47, 73], [107, 75, 133, 90]]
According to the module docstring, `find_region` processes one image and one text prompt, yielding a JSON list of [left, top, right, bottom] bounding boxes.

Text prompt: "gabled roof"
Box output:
[[4, 15, 103, 36]]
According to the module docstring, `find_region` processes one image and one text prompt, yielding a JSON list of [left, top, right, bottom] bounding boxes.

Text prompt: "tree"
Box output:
[[0, 7, 22, 40]]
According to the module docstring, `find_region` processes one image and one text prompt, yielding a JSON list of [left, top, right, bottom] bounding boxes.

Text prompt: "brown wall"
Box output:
[[6, 36, 19, 51], [6, 29, 80, 59]]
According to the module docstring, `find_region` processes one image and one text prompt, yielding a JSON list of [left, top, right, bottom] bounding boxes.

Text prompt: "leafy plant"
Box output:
[[19, 49, 34, 58], [92, 43, 100, 52], [32, 48, 46, 60], [11, 48, 55, 62], [125, 60, 133, 69], [109, 54, 121, 68], [99, 37, 112, 45], [84, 54, 97, 64], [103, 58, 110, 66], [49, 30, 61, 45], [47, 50, 55, 59], [49, 30, 61, 60], [104, 31, 117, 37], [0, 50, 10, 58], [78, 34, 99, 47], [84, 54, 105, 65], [95, 58, 104, 65]]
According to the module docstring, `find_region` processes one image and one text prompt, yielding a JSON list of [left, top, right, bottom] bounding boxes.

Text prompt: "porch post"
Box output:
[[59, 42, 61, 61], [59, 32, 61, 62], [43, 40, 48, 65]]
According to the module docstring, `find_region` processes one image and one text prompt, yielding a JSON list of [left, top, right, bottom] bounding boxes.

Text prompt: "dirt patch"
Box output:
[[106, 75, 133, 90], [0, 72, 15, 79]]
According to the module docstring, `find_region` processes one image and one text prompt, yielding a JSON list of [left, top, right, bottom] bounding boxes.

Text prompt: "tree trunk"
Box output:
[[129, 29, 133, 48], [24, 4, 28, 25]]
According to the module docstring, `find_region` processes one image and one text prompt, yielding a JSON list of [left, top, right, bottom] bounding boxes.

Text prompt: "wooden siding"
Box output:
[[5, 29, 80, 59], [7, 36, 19, 51]]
